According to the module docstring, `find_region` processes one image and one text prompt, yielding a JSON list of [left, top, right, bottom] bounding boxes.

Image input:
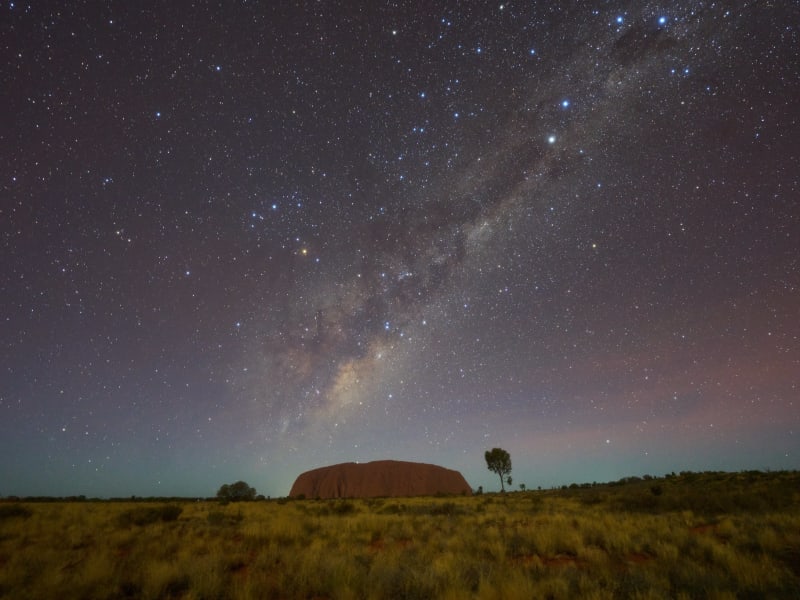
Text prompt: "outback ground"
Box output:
[[0, 470, 798, 599]]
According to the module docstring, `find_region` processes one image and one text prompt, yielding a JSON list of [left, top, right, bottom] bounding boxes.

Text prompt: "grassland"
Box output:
[[1, 471, 798, 599]]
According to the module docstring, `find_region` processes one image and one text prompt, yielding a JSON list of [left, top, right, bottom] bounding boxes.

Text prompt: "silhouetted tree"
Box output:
[[485, 447, 512, 492], [216, 481, 257, 502]]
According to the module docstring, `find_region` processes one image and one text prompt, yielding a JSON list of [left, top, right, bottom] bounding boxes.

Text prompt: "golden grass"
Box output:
[[1, 472, 798, 599]]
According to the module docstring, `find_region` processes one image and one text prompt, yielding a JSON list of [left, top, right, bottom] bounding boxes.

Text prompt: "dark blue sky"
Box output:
[[2, 1, 798, 498]]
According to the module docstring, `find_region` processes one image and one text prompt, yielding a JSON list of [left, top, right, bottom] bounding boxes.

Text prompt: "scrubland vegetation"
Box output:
[[1, 471, 798, 599]]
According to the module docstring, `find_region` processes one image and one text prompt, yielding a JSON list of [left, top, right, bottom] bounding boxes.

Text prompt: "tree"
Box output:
[[485, 447, 512, 492], [216, 481, 257, 502]]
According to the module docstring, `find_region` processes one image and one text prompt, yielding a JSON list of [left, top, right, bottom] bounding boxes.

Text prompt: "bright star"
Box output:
[[547, 135, 556, 144]]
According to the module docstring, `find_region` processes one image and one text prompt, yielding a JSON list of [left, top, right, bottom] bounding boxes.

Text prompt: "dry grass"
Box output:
[[0, 471, 798, 599]]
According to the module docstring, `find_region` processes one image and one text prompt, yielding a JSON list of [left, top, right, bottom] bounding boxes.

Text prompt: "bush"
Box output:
[[216, 481, 257, 502], [117, 505, 183, 527], [428, 502, 461, 516], [378, 503, 404, 515], [0, 504, 32, 520], [578, 491, 604, 506], [159, 505, 183, 521], [206, 511, 227, 526], [332, 500, 356, 515], [207, 510, 243, 526]]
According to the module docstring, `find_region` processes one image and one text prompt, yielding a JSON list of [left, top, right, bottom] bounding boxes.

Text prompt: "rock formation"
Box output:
[[289, 460, 472, 498]]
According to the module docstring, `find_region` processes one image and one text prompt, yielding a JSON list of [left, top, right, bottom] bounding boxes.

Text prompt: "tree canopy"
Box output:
[[216, 481, 257, 502], [485, 447, 512, 492]]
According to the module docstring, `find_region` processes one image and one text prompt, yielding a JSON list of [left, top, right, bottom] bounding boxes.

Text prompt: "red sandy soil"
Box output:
[[689, 523, 718, 535], [541, 554, 588, 567]]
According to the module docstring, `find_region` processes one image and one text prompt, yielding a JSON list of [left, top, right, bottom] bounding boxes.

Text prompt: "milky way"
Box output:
[[2, 1, 798, 497]]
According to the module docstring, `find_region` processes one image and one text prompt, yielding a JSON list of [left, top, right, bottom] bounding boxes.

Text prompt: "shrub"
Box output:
[[378, 503, 404, 515], [0, 504, 32, 521], [117, 505, 183, 527], [159, 505, 183, 521], [332, 500, 356, 515], [206, 511, 226, 526], [216, 481, 257, 502], [428, 502, 461, 516], [207, 510, 243, 526]]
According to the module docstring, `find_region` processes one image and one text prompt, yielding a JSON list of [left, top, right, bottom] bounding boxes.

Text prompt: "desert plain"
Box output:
[[0, 470, 798, 599]]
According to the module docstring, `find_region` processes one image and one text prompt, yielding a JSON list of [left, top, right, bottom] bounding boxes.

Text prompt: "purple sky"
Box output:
[[2, 1, 798, 497]]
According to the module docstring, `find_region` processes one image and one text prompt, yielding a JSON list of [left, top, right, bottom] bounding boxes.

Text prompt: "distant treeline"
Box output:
[[557, 469, 793, 490], [547, 469, 800, 516], [1, 469, 796, 504], [0, 495, 216, 503]]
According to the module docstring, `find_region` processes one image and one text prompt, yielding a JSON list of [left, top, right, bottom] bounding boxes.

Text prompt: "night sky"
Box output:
[[2, 1, 798, 498]]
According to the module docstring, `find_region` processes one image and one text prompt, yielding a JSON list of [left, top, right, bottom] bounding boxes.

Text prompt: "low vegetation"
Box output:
[[1, 471, 798, 599]]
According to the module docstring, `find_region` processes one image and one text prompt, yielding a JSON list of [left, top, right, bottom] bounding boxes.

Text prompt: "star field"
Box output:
[[1, 1, 798, 497]]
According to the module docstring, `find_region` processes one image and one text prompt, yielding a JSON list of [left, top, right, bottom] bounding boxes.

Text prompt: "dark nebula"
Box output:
[[2, 1, 798, 496]]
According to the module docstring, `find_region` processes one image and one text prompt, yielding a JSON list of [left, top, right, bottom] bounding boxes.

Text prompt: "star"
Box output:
[[2, 0, 796, 501]]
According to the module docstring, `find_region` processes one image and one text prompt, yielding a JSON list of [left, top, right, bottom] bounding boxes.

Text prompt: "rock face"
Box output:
[[289, 460, 472, 498]]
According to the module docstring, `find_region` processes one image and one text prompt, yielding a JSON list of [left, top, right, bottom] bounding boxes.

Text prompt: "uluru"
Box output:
[[289, 460, 472, 498]]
